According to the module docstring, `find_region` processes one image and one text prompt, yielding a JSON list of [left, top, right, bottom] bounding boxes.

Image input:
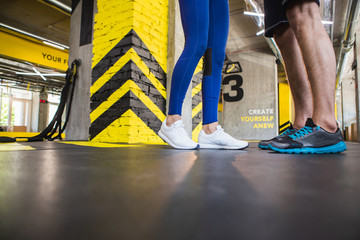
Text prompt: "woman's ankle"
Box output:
[[202, 122, 219, 135], [166, 115, 181, 127]]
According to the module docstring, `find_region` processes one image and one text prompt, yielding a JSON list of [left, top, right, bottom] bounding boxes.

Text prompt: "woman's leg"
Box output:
[[158, 0, 209, 149], [198, 0, 248, 149], [167, 0, 209, 126], [201, 0, 229, 132]]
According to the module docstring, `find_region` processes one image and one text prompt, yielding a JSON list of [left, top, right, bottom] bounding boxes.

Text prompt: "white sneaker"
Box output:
[[198, 125, 249, 149], [158, 119, 199, 149]]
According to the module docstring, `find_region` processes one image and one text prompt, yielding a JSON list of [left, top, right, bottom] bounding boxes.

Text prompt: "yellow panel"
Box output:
[[0, 143, 34, 151], [61, 141, 141, 148], [218, 103, 223, 112], [0, 132, 39, 138], [0, 132, 65, 138], [335, 102, 337, 120], [91, 109, 166, 144], [0, 30, 68, 71], [279, 82, 291, 129]]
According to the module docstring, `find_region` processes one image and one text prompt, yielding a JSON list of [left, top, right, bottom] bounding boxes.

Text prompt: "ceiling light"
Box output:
[[0, 23, 69, 50], [15, 67, 66, 79], [45, 0, 72, 13], [15, 72, 66, 77], [33, 67, 47, 81], [321, 20, 334, 25], [244, 12, 334, 26], [256, 29, 265, 36], [244, 11, 264, 17], [43, 41, 65, 50]]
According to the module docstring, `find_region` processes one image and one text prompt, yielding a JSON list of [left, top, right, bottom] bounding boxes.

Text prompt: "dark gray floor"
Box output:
[[0, 141, 360, 240]]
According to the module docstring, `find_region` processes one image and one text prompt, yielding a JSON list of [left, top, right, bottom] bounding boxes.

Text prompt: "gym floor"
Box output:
[[0, 141, 360, 240]]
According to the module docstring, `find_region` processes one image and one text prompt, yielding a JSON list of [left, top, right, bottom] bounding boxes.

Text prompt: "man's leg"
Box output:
[[286, 0, 337, 133], [266, 0, 346, 153], [273, 24, 313, 130], [258, 0, 305, 150]]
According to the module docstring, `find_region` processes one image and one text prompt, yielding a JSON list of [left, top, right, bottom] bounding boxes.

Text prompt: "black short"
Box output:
[[264, 0, 320, 37]]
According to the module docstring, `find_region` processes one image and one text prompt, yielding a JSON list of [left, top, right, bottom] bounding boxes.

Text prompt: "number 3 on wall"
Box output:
[[222, 75, 244, 102]]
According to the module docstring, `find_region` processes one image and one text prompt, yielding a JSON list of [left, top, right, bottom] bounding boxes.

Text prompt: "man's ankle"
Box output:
[[292, 122, 305, 130], [313, 117, 337, 133]]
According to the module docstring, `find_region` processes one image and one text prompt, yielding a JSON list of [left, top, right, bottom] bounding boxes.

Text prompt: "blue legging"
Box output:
[[168, 0, 230, 125]]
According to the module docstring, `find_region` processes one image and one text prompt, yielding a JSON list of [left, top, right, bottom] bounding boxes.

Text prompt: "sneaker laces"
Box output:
[[280, 127, 293, 136], [216, 126, 224, 134], [214, 126, 236, 144], [289, 126, 313, 140], [174, 124, 189, 138]]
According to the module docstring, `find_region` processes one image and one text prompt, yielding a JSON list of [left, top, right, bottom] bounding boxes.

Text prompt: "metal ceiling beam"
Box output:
[[0, 57, 65, 92], [323, 0, 336, 42], [336, 0, 360, 88]]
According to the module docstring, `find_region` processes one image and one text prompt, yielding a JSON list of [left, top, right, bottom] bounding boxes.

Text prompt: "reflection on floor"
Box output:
[[0, 141, 360, 240]]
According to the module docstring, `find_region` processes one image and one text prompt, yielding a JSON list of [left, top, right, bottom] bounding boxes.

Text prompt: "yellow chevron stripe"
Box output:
[[192, 121, 203, 142], [226, 64, 235, 73], [192, 102, 202, 118], [129, 80, 166, 122], [91, 109, 165, 144], [90, 80, 131, 123], [90, 80, 165, 124], [91, 48, 166, 100], [280, 124, 290, 132], [131, 50, 167, 99], [192, 83, 202, 97], [90, 48, 132, 97], [194, 58, 203, 75], [192, 59, 203, 99]]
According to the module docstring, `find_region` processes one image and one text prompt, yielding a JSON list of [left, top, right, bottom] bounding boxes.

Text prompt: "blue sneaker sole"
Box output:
[[269, 141, 347, 154], [258, 144, 269, 150]]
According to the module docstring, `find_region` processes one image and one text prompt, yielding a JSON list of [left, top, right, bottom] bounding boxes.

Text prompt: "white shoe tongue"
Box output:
[[216, 125, 223, 130]]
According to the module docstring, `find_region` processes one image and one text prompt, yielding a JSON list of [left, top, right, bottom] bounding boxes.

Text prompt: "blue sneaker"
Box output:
[[269, 118, 347, 154], [258, 123, 298, 150]]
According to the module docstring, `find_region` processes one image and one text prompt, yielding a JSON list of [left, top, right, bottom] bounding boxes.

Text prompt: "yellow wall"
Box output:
[[90, 0, 168, 144]]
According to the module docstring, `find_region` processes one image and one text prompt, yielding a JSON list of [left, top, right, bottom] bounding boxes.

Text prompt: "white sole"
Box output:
[[158, 130, 199, 150], [199, 143, 249, 150]]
